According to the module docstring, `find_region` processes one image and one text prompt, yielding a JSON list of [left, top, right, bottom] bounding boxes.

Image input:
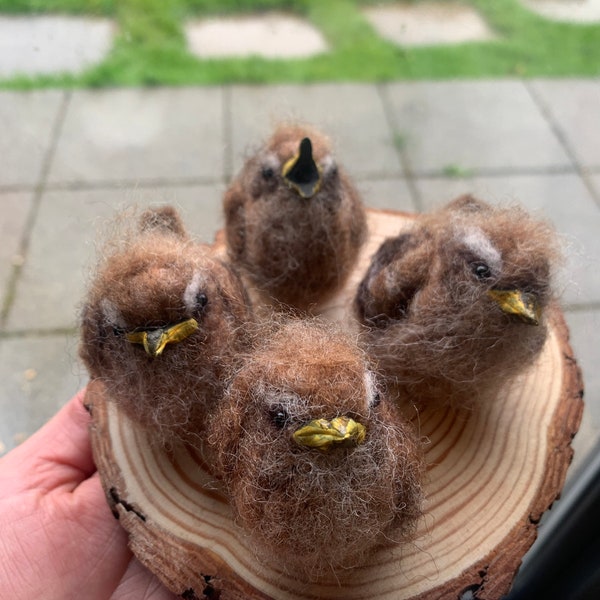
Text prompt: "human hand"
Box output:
[[0, 388, 177, 600]]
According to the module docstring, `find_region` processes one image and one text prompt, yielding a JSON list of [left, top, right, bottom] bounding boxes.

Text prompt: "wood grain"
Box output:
[[88, 209, 584, 600]]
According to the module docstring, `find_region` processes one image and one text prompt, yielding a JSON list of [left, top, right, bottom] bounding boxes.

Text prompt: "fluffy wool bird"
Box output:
[[223, 124, 368, 311], [208, 319, 423, 580], [79, 205, 253, 446], [354, 195, 561, 409]]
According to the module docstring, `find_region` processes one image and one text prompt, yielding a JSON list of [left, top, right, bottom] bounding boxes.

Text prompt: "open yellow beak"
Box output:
[[125, 318, 199, 357], [293, 416, 366, 451], [487, 289, 541, 326], [281, 137, 322, 199]]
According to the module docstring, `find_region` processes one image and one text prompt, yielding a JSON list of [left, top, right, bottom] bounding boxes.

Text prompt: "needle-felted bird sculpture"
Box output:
[[79, 205, 253, 447], [207, 319, 423, 581], [223, 123, 368, 312], [354, 195, 561, 410]]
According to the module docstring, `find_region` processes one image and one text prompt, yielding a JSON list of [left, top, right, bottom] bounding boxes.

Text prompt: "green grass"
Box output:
[[0, 0, 114, 15], [0, 0, 599, 89], [442, 163, 474, 178]]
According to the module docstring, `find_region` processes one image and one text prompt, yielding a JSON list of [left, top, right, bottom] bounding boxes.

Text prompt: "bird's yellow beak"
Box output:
[[292, 416, 366, 451], [487, 289, 541, 326], [125, 318, 199, 357], [282, 137, 322, 199]]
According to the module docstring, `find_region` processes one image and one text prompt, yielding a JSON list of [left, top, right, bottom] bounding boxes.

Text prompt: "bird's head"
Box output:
[[355, 195, 559, 331], [80, 207, 251, 370], [117, 259, 210, 358], [89, 247, 251, 365], [247, 124, 340, 202], [209, 321, 384, 472], [441, 198, 558, 327]]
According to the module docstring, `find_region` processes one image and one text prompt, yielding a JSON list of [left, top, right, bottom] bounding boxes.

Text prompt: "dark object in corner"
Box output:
[[506, 438, 600, 600]]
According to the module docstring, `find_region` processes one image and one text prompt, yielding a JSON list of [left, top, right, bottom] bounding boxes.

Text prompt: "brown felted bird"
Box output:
[[207, 319, 423, 581], [223, 123, 368, 311], [79, 205, 253, 447], [354, 195, 561, 409]]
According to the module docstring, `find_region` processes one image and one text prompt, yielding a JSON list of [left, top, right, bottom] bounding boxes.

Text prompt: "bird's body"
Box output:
[[224, 124, 367, 311], [208, 319, 423, 580], [354, 195, 561, 409], [79, 206, 253, 446]]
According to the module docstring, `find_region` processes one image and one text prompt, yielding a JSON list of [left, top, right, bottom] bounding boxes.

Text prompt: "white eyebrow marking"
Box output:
[[364, 371, 377, 410], [320, 154, 336, 175], [100, 298, 126, 327], [460, 226, 503, 273], [183, 271, 206, 311], [263, 151, 280, 171]]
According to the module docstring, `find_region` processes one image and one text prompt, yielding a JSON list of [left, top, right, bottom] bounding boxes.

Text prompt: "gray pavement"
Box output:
[[1, 80, 599, 484]]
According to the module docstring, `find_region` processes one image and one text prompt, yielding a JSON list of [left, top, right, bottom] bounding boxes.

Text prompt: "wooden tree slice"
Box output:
[[87, 209, 584, 600]]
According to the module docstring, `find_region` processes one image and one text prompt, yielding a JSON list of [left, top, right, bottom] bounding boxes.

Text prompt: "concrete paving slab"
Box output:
[[229, 84, 401, 178], [529, 79, 600, 170], [0, 333, 85, 456], [47, 88, 225, 185], [520, 0, 600, 23], [414, 173, 600, 306], [0, 193, 33, 306], [383, 80, 573, 175], [5, 185, 225, 332], [0, 91, 64, 187], [134, 184, 227, 244], [563, 308, 600, 474], [567, 397, 598, 480], [363, 2, 496, 47], [0, 16, 115, 78], [591, 173, 600, 199], [185, 14, 328, 59], [564, 308, 600, 426], [357, 177, 417, 212]]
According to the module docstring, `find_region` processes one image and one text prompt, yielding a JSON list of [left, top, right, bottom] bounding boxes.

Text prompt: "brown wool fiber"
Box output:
[[207, 319, 424, 581], [354, 195, 563, 409], [79, 206, 253, 447], [224, 123, 367, 311]]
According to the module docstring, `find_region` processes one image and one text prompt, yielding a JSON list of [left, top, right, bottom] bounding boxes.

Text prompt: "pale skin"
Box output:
[[0, 389, 176, 600]]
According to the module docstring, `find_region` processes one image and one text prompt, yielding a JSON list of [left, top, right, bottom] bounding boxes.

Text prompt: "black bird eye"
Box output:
[[111, 325, 126, 337], [330, 164, 339, 178], [261, 166, 275, 180], [196, 293, 208, 309], [472, 262, 492, 280], [269, 407, 289, 429], [371, 392, 381, 408]]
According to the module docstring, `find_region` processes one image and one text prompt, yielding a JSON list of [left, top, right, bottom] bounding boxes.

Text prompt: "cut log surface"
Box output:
[[88, 209, 584, 600]]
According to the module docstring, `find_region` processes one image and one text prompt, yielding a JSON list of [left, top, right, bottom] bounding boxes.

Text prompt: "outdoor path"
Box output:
[[1, 79, 599, 477]]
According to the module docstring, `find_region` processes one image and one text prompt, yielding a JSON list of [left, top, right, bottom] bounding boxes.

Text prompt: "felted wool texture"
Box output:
[[79, 205, 253, 447], [354, 195, 562, 410], [208, 319, 424, 581], [224, 123, 367, 311]]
